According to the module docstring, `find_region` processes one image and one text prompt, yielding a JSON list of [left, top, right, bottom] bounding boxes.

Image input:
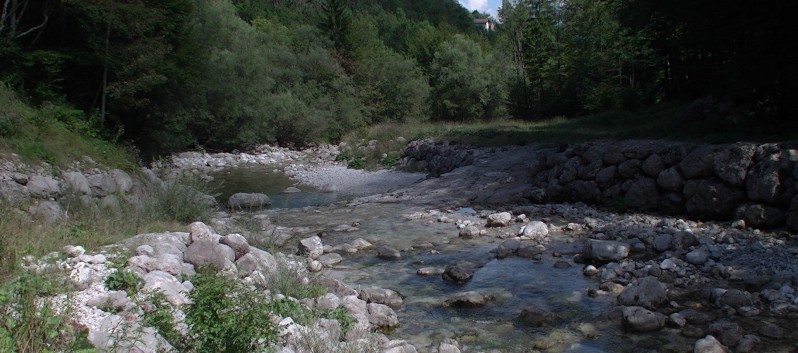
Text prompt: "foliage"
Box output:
[[0, 273, 74, 353], [137, 174, 216, 224], [2, 0, 795, 156], [140, 291, 186, 351], [268, 257, 327, 299], [322, 307, 356, 338], [186, 271, 277, 353], [429, 35, 507, 122], [104, 270, 142, 296]]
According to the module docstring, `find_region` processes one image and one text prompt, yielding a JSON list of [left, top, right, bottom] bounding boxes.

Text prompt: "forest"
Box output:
[[1, 0, 796, 159]]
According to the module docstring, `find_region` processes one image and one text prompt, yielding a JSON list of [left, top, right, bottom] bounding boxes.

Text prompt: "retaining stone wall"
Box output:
[[403, 140, 798, 230]]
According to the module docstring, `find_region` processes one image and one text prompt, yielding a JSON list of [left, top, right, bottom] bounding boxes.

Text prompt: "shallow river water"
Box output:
[[214, 168, 704, 353]]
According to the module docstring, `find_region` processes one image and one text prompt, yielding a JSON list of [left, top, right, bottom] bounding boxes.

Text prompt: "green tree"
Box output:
[[429, 34, 506, 121], [319, 0, 352, 53]]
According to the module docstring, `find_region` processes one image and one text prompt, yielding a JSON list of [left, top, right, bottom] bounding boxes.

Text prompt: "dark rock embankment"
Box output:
[[403, 140, 798, 230]]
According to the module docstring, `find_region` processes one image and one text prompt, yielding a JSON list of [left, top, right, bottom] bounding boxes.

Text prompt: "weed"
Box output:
[[104, 270, 142, 296], [138, 174, 216, 224], [0, 273, 73, 352], [140, 291, 186, 351], [380, 154, 400, 167], [268, 257, 326, 299], [347, 159, 366, 169], [321, 307, 355, 338], [334, 151, 351, 162], [271, 298, 313, 326]]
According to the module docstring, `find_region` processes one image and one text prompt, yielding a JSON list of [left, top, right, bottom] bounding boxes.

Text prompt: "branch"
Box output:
[[14, 0, 49, 40], [0, 0, 11, 36]]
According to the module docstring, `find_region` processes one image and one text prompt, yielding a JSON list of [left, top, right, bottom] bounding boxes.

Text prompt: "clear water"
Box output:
[[215, 170, 707, 353], [209, 166, 340, 209], [263, 203, 698, 353]]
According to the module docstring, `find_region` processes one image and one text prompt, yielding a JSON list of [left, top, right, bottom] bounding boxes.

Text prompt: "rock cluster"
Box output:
[[404, 140, 798, 230], [18, 221, 432, 353], [401, 139, 477, 176], [0, 162, 148, 223]]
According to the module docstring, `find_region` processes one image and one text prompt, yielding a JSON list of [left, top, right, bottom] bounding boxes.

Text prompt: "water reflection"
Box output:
[[209, 166, 341, 209]]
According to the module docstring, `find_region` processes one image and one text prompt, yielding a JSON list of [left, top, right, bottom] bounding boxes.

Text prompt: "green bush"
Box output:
[[186, 271, 277, 353]]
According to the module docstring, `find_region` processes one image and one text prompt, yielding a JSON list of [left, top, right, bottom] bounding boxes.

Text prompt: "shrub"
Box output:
[[137, 174, 216, 224], [186, 271, 277, 353], [141, 291, 186, 351]]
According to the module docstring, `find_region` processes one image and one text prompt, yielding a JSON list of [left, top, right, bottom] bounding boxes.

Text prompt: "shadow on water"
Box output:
[[209, 166, 341, 209]]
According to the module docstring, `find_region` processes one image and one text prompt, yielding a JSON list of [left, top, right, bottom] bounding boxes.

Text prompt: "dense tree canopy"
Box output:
[[1, 0, 795, 158]]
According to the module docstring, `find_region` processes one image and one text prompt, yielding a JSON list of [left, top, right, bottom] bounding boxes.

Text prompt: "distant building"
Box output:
[[473, 18, 495, 31]]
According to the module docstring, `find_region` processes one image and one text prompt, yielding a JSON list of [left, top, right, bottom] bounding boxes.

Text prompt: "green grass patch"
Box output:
[[0, 83, 136, 170], [346, 102, 798, 154]]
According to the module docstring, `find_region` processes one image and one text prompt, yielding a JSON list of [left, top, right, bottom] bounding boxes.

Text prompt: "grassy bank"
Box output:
[[340, 102, 798, 168], [0, 84, 136, 170]]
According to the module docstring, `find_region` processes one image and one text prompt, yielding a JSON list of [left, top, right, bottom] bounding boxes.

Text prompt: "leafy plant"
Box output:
[[322, 307, 355, 338], [186, 271, 277, 353], [141, 291, 186, 351], [271, 298, 313, 326], [104, 270, 142, 296], [0, 273, 73, 353], [347, 159, 366, 170]]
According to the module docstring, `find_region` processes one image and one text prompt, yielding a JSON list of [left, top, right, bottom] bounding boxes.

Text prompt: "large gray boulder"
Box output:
[[642, 154, 665, 177], [63, 172, 91, 195], [236, 247, 277, 275], [486, 212, 513, 227], [142, 271, 190, 306], [516, 305, 560, 327], [87, 173, 117, 197], [27, 175, 60, 198], [188, 222, 218, 243], [184, 240, 235, 270], [519, 221, 549, 241], [708, 321, 743, 346], [713, 144, 756, 186], [680, 146, 715, 179], [621, 306, 666, 332], [367, 303, 399, 329], [220, 233, 250, 260], [442, 265, 473, 284], [684, 179, 746, 217], [110, 169, 133, 193], [617, 276, 668, 309], [28, 200, 64, 223], [0, 178, 29, 205], [657, 167, 685, 192], [442, 291, 489, 308], [746, 155, 784, 203], [359, 287, 403, 308], [736, 204, 785, 228], [227, 192, 272, 210], [584, 239, 629, 262], [625, 177, 659, 211], [89, 314, 174, 353], [298, 236, 323, 259]]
